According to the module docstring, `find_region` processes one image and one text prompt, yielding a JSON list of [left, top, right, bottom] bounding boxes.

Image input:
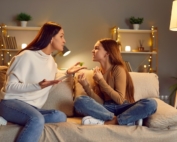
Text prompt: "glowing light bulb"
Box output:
[[21, 43, 27, 49], [125, 46, 131, 52]]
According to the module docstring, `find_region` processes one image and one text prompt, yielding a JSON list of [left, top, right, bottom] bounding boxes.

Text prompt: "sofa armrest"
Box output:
[[174, 91, 177, 109]]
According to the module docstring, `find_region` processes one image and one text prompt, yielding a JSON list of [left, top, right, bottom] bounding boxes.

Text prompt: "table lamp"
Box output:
[[170, 0, 177, 31], [62, 46, 71, 56], [52, 46, 71, 57]]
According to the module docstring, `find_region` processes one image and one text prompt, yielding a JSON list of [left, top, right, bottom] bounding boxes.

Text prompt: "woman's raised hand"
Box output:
[[93, 66, 103, 82], [67, 62, 87, 74], [77, 73, 89, 87], [39, 79, 61, 89]]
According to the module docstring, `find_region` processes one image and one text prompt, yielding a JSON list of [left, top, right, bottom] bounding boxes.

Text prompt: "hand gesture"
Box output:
[[93, 66, 103, 82], [39, 79, 61, 89], [77, 73, 89, 87], [67, 62, 87, 74]]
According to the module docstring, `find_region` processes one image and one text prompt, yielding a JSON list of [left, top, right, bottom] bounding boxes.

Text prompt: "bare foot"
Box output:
[[104, 116, 118, 125]]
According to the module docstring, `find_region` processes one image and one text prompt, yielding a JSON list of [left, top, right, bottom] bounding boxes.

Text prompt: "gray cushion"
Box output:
[[42, 70, 74, 116]]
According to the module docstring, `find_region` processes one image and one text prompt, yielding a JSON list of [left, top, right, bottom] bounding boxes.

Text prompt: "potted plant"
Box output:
[[129, 16, 144, 30], [169, 77, 177, 106], [16, 12, 32, 27]]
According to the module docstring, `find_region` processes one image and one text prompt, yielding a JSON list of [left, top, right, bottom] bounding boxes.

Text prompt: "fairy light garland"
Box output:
[[0, 23, 15, 65]]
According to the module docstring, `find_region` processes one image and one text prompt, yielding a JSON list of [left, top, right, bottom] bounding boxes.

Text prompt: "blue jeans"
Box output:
[[74, 96, 157, 125], [0, 99, 66, 142]]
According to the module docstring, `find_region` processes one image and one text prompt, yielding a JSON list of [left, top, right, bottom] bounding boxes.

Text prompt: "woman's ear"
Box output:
[[104, 53, 109, 57], [50, 37, 53, 44]]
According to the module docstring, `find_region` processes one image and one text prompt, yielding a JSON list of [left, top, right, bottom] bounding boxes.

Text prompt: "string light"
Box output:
[[0, 23, 15, 65], [117, 27, 120, 42]]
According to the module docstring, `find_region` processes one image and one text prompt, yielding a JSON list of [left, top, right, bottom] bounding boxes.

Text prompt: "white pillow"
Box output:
[[144, 98, 177, 128], [130, 72, 159, 101]]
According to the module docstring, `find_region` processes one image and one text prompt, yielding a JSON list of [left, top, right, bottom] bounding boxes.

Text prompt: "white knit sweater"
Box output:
[[1, 50, 57, 108]]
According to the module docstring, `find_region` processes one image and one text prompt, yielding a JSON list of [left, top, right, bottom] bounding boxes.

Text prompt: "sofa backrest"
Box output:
[[74, 70, 159, 102], [0, 67, 159, 117]]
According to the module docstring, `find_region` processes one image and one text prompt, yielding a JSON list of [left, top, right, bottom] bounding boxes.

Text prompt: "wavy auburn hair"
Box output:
[[18, 21, 62, 54], [99, 38, 135, 103]]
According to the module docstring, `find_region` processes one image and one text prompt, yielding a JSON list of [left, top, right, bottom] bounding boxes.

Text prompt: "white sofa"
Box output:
[[0, 68, 177, 142]]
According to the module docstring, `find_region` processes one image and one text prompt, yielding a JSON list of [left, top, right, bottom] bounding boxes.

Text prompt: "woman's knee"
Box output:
[[55, 110, 67, 122], [141, 98, 157, 113], [74, 95, 90, 110], [30, 114, 45, 130]]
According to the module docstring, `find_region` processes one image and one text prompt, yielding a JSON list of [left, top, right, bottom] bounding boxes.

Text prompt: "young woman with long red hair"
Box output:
[[74, 38, 157, 125]]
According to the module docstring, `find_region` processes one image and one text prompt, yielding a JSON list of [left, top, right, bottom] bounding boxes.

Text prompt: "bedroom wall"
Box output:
[[0, 0, 177, 102]]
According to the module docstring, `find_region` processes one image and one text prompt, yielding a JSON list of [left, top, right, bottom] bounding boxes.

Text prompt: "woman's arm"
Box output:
[[77, 73, 103, 104], [94, 66, 126, 104], [82, 84, 103, 104], [5, 52, 59, 94], [5, 73, 41, 93]]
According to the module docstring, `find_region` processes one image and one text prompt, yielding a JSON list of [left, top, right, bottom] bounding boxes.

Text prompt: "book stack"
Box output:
[[0, 35, 18, 49], [124, 61, 133, 72]]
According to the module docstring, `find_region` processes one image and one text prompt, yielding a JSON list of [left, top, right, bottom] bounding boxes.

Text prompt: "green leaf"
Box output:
[[169, 84, 177, 91]]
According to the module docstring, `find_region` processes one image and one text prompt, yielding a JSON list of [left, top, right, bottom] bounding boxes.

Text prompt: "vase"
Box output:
[[133, 24, 140, 30], [138, 46, 144, 51], [21, 21, 27, 27]]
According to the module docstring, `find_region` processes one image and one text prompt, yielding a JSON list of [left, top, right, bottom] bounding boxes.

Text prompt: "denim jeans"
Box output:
[[0, 99, 66, 142], [74, 96, 157, 125]]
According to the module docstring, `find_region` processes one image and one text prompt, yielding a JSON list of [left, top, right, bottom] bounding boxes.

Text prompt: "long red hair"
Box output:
[[17, 21, 62, 55], [99, 38, 135, 103]]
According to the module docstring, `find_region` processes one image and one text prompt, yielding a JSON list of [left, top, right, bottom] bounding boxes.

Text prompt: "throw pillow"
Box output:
[[74, 69, 98, 100], [0, 66, 8, 99], [42, 70, 74, 117], [144, 98, 177, 129], [130, 72, 159, 101]]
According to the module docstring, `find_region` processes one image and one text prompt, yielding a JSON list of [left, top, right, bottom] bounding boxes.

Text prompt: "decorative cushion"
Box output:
[[144, 98, 177, 129], [0, 66, 8, 94], [130, 72, 159, 101], [74, 69, 96, 99], [42, 70, 74, 117]]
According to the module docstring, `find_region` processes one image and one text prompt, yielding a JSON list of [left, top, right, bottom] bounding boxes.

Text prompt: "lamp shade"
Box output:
[[63, 46, 71, 56], [170, 0, 177, 31]]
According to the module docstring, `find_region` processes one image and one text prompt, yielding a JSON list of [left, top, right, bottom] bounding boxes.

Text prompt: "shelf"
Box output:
[[4, 26, 40, 31], [0, 49, 20, 51], [117, 29, 157, 33], [121, 51, 157, 54]]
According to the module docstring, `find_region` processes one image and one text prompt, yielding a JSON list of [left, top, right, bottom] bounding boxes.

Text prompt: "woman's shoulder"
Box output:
[[112, 65, 125, 72], [112, 65, 126, 76], [18, 50, 34, 56]]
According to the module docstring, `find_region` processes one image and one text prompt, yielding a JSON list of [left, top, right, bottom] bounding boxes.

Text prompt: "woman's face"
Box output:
[[92, 41, 108, 62], [51, 29, 66, 51]]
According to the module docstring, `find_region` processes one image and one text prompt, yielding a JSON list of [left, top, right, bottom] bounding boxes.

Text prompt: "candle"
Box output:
[[125, 46, 131, 52]]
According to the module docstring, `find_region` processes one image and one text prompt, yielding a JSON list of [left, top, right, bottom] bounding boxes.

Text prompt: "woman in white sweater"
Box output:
[[0, 22, 85, 142]]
